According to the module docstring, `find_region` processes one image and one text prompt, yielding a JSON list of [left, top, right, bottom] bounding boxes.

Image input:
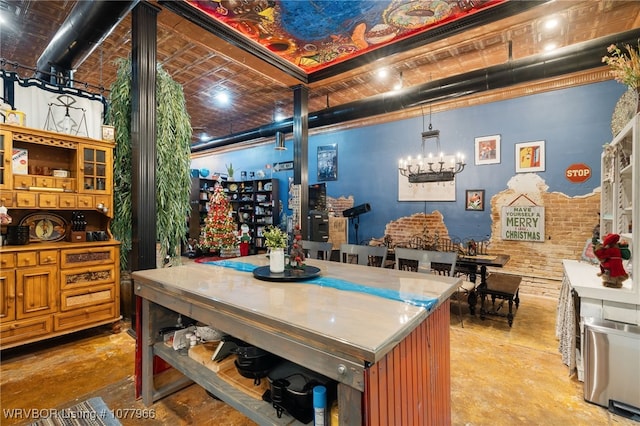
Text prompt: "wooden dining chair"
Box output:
[[425, 250, 457, 276], [395, 248, 468, 327], [299, 240, 333, 260], [340, 244, 388, 268], [426, 250, 475, 327], [394, 247, 432, 273]]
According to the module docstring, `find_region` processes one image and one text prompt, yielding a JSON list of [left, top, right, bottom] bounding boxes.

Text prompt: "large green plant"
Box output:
[[109, 57, 192, 269]]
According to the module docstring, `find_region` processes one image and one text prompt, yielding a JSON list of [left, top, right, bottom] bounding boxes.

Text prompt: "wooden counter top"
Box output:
[[133, 255, 460, 367]]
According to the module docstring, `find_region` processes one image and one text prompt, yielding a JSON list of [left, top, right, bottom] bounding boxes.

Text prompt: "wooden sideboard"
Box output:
[[133, 256, 460, 425], [0, 241, 121, 349], [0, 124, 120, 349]]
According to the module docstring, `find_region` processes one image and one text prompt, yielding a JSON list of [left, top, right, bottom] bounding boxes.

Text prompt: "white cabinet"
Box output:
[[600, 113, 638, 305], [558, 114, 639, 380]]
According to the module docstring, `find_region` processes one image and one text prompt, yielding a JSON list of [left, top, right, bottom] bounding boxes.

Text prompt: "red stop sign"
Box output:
[[565, 163, 591, 183]]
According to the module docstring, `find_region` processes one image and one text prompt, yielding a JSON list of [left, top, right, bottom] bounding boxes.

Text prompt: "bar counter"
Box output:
[[134, 255, 461, 425]]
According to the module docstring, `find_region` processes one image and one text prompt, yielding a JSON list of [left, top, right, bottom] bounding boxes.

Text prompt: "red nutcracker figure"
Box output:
[[594, 233, 629, 288]]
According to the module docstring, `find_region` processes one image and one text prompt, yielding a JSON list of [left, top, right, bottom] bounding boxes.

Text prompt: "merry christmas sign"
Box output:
[[501, 205, 545, 242]]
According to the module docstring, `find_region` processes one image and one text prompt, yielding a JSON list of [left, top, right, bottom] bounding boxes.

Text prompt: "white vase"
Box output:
[[270, 248, 285, 273]]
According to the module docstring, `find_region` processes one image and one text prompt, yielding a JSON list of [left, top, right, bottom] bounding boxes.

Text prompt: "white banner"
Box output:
[[3, 72, 105, 140]]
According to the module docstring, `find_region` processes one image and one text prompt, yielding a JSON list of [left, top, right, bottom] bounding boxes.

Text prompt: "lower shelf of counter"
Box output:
[[153, 343, 306, 426]]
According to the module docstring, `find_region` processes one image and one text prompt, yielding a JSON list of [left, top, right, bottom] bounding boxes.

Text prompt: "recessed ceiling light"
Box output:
[[377, 68, 389, 80], [544, 19, 558, 30], [215, 92, 229, 105]]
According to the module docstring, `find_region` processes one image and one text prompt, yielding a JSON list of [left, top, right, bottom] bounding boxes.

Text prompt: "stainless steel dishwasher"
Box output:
[[583, 317, 640, 420]]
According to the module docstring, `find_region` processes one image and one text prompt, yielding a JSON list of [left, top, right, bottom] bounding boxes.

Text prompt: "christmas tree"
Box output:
[[199, 184, 238, 252]]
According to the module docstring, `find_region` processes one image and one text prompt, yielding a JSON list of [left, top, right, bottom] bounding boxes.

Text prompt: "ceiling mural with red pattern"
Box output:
[[187, 0, 505, 74]]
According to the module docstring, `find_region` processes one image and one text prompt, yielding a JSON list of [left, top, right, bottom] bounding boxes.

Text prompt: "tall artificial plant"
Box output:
[[109, 57, 192, 269]]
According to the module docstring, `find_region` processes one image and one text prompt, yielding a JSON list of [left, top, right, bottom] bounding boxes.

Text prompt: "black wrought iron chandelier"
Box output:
[[398, 105, 465, 183]]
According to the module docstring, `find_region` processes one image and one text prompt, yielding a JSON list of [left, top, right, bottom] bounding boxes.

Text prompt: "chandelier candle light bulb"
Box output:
[[398, 115, 466, 183]]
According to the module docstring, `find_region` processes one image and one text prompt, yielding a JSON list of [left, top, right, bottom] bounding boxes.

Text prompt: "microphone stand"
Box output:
[[349, 216, 360, 244]]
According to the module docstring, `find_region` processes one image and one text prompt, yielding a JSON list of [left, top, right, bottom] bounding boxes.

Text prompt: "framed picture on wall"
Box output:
[[318, 144, 337, 181], [101, 125, 115, 143], [515, 140, 545, 173], [474, 135, 500, 165], [465, 189, 485, 211]]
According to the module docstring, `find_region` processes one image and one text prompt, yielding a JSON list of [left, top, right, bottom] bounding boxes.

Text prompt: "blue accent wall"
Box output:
[[191, 81, 626, 244]]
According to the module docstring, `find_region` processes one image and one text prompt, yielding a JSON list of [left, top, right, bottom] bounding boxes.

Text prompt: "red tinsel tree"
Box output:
[[199, 184, 238, 252]]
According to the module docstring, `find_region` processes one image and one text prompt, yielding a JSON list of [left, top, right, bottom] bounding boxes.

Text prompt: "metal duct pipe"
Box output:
[[192, 27, 640, 153], [36, 0, 139, 84]]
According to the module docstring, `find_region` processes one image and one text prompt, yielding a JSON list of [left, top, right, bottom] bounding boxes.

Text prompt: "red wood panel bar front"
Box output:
[[364, 300, 451, 425]]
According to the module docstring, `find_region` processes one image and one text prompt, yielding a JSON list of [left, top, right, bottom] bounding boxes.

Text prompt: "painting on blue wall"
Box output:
[[515, 141, 545, 173], [465, 189, 485, 211], [318, 145, 337, 181], [474, 134, 500, 165]]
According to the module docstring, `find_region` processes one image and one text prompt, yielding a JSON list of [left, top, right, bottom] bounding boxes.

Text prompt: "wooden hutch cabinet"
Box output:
[[0, 124, 120, 350]]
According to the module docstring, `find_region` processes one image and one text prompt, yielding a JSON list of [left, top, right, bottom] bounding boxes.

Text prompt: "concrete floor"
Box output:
[[1, 295, 636, 426]]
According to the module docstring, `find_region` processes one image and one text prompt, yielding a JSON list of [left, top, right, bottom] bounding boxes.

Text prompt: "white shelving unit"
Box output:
[[600, 112, 638, 306], [559, 114, 640, 381]]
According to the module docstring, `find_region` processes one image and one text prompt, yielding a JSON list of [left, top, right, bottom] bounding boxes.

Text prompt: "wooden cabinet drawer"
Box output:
[[34, 176, 55, 188], [13, 175, 32, 189], [15, 192, 36, 207], [39, 250, 57, 265], [77, 195, 92, 208], [0, 316, 52, 346], [17, 251, 57, 267], [55, 178, 75, 192], [94, 195, 111, 216], [0, 252, 15, 268], [60, 247, 116, 268], [60, 284, 115, 311], [38, 193, 57, 208], [60, 265, 115, 290], [54, 303, 116, 331], [0, 193, 14, 207], [59, 194, 76, 208], [16, 252, 37, 267]]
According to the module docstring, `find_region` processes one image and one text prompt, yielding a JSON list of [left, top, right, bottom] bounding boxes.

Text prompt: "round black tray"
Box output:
[[252, 265, 321, 282]]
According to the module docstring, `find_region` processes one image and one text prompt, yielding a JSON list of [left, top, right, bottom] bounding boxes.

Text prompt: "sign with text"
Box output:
[[565, 163, 591, 183], [501, 205, 545, 242], [273, 161, 294, 172]]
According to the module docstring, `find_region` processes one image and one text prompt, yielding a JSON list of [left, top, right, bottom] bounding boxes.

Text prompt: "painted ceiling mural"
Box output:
[[188, 0, 505, 73]]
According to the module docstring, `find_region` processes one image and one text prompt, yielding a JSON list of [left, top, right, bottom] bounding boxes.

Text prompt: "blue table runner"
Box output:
[[201, 259, 437, 310]]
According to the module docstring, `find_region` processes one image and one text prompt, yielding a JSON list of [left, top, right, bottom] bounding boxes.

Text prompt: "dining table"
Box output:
[[455, 253, 511, 315]]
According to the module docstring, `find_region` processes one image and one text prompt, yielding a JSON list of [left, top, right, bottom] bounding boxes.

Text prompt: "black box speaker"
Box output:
[[308, 211, 329, 242]]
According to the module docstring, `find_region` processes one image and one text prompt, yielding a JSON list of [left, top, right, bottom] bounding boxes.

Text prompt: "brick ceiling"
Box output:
[[1, 1, 639, 146]]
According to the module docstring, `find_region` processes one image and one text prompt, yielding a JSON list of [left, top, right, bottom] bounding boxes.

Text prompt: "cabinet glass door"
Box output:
[[81, 146, 110, 193]]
